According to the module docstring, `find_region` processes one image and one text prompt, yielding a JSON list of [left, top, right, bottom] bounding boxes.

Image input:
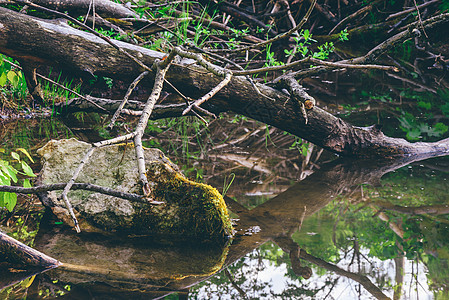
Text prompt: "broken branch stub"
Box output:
[[280, 76, 315, 124]]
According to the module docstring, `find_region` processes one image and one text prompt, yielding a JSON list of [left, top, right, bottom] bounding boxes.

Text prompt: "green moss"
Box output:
[[133, 162, 233, 241]]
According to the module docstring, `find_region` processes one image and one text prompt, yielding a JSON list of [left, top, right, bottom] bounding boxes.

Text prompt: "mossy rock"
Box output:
[[37, 138, 233, 241]]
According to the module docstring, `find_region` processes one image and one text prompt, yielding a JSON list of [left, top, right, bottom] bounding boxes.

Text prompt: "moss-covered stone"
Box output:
[[140, 163, 233, 239], [37, 138, 233, 241]]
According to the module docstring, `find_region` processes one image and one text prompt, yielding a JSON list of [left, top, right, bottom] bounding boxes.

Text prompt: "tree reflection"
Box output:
[[192, 155, 449, 299], [2, 155, 449, 299]]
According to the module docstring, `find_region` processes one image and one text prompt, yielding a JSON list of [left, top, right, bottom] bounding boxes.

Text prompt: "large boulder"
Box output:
[[37, 138, 233, 241]]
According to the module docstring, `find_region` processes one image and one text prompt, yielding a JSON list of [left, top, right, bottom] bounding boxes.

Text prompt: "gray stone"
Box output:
[[37, 138, 233, 241]]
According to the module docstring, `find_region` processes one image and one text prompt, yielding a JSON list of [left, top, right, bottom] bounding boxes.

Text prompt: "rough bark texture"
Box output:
[[0, 231, 60, 268], [0, 0, 138, 18], [1, 7, 449, 158]]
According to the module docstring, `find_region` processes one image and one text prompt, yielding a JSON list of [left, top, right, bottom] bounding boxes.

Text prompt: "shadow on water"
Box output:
[[2, 150, 449, 299]]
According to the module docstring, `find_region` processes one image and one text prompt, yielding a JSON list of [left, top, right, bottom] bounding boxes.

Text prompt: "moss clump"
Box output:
[[135, 162, 233, 241]]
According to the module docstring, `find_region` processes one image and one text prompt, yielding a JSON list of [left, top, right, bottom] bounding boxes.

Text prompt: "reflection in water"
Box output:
[[191, 155, 449, 299], [2, 115, 449, 299], [2, 153, 449, 299]]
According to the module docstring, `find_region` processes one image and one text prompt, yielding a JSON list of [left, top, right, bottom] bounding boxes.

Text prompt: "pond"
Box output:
[[1, 78, 449, 300]]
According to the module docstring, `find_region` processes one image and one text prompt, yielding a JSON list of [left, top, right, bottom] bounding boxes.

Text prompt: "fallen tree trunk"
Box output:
[[0, 231, 60, 290], [0, 231, 60, 269], [0, 0, 138, 18], [1, 7, 449, 158]]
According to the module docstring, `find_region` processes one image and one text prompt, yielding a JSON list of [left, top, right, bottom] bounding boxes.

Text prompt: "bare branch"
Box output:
[[182, 72, 232, 116], [107, 71, 149, 130], [0, 183, 149, 204]]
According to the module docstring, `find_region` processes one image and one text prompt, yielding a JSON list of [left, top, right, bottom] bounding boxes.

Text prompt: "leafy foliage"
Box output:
[[0, 148, 36, 212]]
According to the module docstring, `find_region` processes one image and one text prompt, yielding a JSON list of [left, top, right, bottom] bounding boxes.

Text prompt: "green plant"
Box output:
[[103, 76, 114, 89], [288, 134, 309, 157], [440, 0, 449, 12], [38, 68, 82, 111], [265, 44, 283, 68], [284, 29, 335, 61], [222, 173, 235, 197], [0, 54, 28, 101], [338, 28, 349, 42], [398, 112, 448, 141], [0, 148, 36, 212], [11, 217, 39, 246]]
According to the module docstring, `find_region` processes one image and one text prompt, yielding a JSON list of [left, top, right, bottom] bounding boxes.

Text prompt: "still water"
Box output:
[[1, 113, 449, 299]]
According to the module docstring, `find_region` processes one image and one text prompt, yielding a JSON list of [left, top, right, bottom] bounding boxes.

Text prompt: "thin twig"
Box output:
[[61, 147, 95, 233], [187, 42, 275, 101], [386, 0, 439, 21], [0, 183, 149, 204], [329, 4, 373, 34], [234, 56, 398, 77], [107, 71, 149, 129], [182, 72, 232, 115]]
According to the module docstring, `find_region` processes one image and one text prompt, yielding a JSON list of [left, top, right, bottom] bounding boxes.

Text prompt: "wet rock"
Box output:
[[37, 138, 233, 241]]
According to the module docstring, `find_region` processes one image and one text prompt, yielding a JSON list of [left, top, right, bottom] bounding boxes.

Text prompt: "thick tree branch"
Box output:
[[1, 7, 449, 158]]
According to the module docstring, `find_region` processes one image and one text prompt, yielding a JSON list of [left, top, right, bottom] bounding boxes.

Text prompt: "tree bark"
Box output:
[[0, 0, 138, 18], [0, 231, 60, 269], [1, 7, 449, 158]]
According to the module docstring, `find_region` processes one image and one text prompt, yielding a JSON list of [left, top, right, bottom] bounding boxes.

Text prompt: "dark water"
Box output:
[[3, 151, 449, 299], [1, 88, 449, 299]]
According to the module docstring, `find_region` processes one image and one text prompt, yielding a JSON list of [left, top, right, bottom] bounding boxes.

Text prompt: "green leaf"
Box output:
[[440, 103, 449, 116], [21, 275, 36, 288], [425, 122, 449, 137], [23, 178, 32, 188], [21, 161, 36, 177], [417, 101, 432, 110], [11, 151, 20, 161], [0, 72, 7, 87], [406, 129, 421, 141], [4, 192, 17, 212], [7, 70, 19, 87], [16, 148, 34, 163], [434, 122, 449, 133], [0, 192, 4, 207], [0, 164, 18, 183], [0, 170, 10, 185]]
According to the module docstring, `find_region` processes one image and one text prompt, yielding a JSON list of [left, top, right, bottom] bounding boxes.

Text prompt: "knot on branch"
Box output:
[[279, 75, 317, 124]]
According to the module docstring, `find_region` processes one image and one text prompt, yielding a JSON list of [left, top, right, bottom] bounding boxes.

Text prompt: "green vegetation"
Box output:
[[0, 148, 35, 212], [0, 55, 28, 106], [142, 162, 233, 240]]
